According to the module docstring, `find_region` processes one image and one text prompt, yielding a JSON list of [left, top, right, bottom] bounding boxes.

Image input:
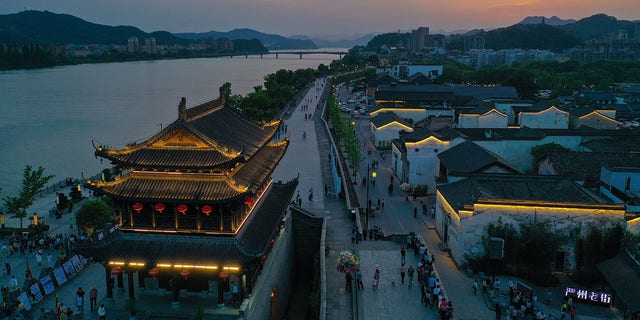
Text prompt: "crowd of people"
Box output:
[[0, 228, 100, 319]]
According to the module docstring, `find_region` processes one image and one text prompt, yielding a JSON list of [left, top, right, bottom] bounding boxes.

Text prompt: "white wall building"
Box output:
[[435, 174, 626, 269], [518, 106, 570, 129], [457, 107, 509, 128], [391, 127, 465, 191]]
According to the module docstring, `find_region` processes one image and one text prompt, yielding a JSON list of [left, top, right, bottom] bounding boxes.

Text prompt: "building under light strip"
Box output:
[[80, 87, 296, 307]]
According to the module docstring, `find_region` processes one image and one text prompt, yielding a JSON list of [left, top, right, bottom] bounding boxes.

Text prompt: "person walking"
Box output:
[[89, 286, 98, 311], [356, 269, 364, 290], [97, 304, 106, 320], [400, 247, 406, 265], [76, 287, 85, 313], [400, 264, 406, 284], [231, 281, 240, 303], [407, 266, 414, 288], [473, 280, 479, 295], [495, 303, 501, 320], [345, 271, 353, 293], [570, 305, 577, 320]]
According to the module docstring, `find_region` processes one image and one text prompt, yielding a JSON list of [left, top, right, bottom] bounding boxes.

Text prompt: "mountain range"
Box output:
[[0, 10, 189, 46], [174, 28, 317, 50], [1, 11, 638, 52], [517, 16, 576, 26]]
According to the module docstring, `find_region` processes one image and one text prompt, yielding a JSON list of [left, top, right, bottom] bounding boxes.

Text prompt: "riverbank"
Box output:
[[0, 50, 271, 71]]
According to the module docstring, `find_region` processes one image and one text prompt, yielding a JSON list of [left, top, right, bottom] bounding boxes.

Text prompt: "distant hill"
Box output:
[[291, 33, 375, 49], [518, 16, 576, 26], [483, 23, 581, 51], [0, 10, 189, 45], [559, 13, 635, 41], [175, 28, 317, 50]]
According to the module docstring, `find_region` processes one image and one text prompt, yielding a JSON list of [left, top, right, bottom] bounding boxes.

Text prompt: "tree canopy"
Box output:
[[2, 165, 54, 228], [76, 199, 112, 229]]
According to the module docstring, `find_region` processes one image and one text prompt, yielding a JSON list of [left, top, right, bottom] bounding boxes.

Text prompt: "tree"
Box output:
[[2, 165, 54, 229], [76, 199, 112, 229], [530, 143, 570, 171]]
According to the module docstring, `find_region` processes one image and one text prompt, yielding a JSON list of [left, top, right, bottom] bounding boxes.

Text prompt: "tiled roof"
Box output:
[[96, 98, 279, 170], [438, 141, 519, 173], [232, 142, 289, 192], [77, 180, 298, 265], [459, 105, 495, 115], [86, 172, 247, 203], [189, 106, 279, 157], [437, 174, 598, 210], [371, 112, 412, 128], [581, 137, 640, 153], [454, 127, 545, 140], [544, 151, 640, 182], [96, 148, 239, 170], [375, 84, 518, 102], [87, 141, 288, 202]]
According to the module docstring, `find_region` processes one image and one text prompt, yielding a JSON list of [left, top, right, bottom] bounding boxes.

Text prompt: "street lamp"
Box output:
[[365, 163, 377, 236]]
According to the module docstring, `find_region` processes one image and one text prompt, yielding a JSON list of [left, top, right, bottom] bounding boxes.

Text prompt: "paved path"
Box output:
[[5, 76, 625, 320]]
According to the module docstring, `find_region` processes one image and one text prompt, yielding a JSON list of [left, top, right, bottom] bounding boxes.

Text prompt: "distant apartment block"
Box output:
[[143, 38, 157, 54], [410, 27, 430, 51], [127, 37, 139, 53]]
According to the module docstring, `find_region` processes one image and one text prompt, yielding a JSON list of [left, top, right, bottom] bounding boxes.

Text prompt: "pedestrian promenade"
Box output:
[[5, 75, 626, 320]]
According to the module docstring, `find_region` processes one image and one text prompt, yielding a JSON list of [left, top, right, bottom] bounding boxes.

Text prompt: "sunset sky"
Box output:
[[1, 0, 638, 37]]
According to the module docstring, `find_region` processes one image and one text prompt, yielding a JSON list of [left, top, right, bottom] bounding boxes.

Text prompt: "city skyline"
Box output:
[[0, 0, 638, 38]]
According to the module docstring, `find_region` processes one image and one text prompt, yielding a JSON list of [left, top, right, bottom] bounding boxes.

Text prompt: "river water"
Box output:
[[0, 53, 339, 197]]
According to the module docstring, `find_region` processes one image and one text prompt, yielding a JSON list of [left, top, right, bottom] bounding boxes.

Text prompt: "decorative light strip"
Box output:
[[109, 261, 125, 265]]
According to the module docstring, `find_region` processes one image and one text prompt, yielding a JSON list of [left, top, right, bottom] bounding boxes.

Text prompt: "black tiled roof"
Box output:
[[544, 151, 640, 182], [96, 101, 279, 170], [370, 112, 412, 128], [86, 172, 246, 203], [77, 180, 298, 266], [403, 127, 436, 142], [96, 148, 240, 170], [232, 142, 289, 192], [581, 136, 640, 152], [454, 127, 545, 140], [459, 105, 496, 115], [438, 141, 519, 173], [189, 106, 279, 157], [437, 174, 598, 210]]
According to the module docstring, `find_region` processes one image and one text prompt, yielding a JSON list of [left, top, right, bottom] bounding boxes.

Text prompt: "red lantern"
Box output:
[[201, 205, 213, 216], [148, 268, 159, 277], [219, 271, 230, 279], [180, 270, 191, 279], [154, 203, 165, 213], [177, 204, 188, 214], [132, 203, 143, 212], [111, 267, 122, 275], [244, 197, 255, 205]]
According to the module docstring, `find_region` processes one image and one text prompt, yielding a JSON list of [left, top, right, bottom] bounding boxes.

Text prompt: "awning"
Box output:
[[597, 252, 640, 313]]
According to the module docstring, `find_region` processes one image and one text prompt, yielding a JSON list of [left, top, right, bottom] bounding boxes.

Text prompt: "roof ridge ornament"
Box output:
[[179, 97, 187, 121]]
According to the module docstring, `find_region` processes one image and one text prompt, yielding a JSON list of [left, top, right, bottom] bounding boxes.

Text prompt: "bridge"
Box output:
[[229, 51, 348, 59]]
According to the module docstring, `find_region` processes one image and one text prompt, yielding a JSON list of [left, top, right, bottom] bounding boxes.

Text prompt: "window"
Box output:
[[415, 148, 419, 152]]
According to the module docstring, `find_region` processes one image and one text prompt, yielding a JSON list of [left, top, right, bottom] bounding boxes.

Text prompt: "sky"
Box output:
[[1, 0, 638, 37]]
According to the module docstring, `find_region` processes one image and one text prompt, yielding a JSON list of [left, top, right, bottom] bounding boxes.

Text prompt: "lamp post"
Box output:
[[365, 163, 377, 236]]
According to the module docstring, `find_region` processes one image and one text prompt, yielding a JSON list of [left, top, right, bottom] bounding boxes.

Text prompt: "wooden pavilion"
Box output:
[[80, 87, 295, 306]]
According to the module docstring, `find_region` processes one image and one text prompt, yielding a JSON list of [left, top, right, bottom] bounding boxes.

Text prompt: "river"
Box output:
[[0, 52, 341, 197]]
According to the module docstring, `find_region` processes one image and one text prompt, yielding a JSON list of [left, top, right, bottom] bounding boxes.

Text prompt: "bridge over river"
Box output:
[[230, 50, 347, 59]]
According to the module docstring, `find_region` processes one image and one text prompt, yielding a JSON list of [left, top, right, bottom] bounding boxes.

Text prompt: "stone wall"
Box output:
[[242, 213, 295, 320]]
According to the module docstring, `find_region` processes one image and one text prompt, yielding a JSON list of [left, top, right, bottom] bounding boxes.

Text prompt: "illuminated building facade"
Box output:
[[80, 87, 295, 307], [434, 174, 626, 270]]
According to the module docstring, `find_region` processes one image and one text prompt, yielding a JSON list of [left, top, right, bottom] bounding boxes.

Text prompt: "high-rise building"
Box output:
[[411, 27, 429, 51], [127, 37, 139, 53], [144, 38, 157, 54]]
